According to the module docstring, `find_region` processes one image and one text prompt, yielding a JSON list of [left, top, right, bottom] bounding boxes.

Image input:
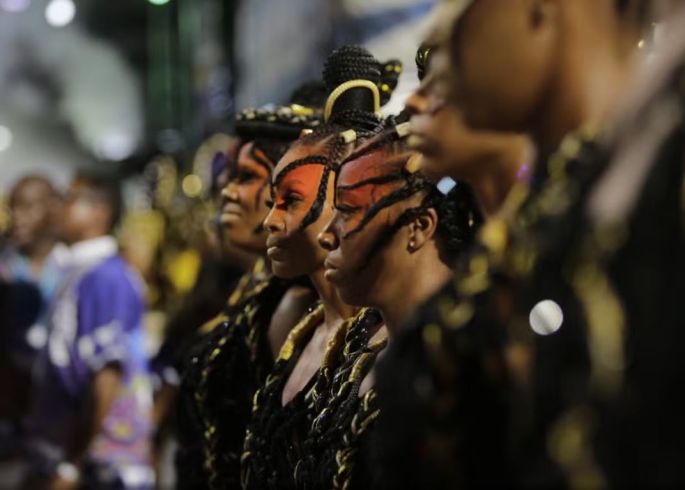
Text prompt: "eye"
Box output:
[[283, 192, 303, 208], [265, 198, 274, 208], [335, 204, 359, 216], [236, 170, 258, 184]]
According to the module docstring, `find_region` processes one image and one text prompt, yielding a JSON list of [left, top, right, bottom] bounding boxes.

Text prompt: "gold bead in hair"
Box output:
[[340, 129, 358, 144]]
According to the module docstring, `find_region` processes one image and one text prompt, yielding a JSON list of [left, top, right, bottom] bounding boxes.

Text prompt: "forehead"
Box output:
[[272, 140, 328, 183], [338, 148, 409, 187], [11, 180, 51, 204]]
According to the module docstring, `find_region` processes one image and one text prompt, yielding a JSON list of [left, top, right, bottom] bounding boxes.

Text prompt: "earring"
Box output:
[[409, 240, 416, 250]]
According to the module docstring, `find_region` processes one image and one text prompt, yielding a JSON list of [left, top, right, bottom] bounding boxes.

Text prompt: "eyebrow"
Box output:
[[272, 155, 330, 187], [249, 145, 274, 171], [343, 182, 423, 239]]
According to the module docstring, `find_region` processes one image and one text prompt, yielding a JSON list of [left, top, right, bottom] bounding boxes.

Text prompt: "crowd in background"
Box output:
[[3, 0, 685, 489]]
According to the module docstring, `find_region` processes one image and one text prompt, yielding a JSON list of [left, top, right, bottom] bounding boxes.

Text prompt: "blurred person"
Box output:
[[374, 0, 654, 488], [516, 1, 685, 486], [303, 123, 481, 489], [0, 176, 66, 481], [23, 172, 154, 490], [407, 41, 532, 217], [241, 45, 401, 490], [1, 176, 66, 366], [175, 102, 322, 489]]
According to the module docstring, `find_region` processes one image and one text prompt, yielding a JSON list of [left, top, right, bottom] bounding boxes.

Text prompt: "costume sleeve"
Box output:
[[74, 266, 137, 373]]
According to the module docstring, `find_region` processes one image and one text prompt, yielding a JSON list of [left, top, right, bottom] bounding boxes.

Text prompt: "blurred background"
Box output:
[[0, 2, 435, 486], [0, 0, 434, 192]]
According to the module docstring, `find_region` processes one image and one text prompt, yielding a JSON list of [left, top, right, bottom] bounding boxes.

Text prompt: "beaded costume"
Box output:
[[241, 45, 401, 490], [175, 101, 322, 489]]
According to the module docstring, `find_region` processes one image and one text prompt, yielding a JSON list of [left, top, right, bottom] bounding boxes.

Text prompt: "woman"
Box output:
[[176, 103, 321, 490], [241, 45, 401, 490], [289, 122, 481, 489]]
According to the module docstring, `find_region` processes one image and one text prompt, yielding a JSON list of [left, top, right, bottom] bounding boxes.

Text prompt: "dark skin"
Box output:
[[406, 47, 531, 217], [263, 138, 356, 406], [152, 141, 315, 439], [319, 147, 452, 335], [29, 180, 122, 490], [319, 144, 454, 397], [9, 176, 62, 275], [449, 0, 644, 156], [61, 179, 113, 245]]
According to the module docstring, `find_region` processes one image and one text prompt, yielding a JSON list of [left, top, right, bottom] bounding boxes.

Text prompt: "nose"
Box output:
[[221, 180, 239, 204], [263, 206, 281, 233], [317, 214, 340, 251]]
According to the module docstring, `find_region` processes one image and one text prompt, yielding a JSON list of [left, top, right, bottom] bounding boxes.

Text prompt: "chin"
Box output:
[[338, 284, 371, 308], [271, 261, 300, 280]]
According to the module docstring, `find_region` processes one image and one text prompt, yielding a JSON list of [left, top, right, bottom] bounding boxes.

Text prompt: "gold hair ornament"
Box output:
[[324, 80, 381, 122]]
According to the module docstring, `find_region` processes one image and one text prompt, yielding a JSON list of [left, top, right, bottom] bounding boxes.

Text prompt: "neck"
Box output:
[[379, 250, 453, 336], [310, 267, 356, 330], [21, 237, 56, 275], [533, 1, 638, 157], [70, 229, 109, 246], [466, 137, 532, 217]]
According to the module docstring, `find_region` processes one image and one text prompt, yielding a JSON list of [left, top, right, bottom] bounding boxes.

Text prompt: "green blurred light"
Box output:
[[148, 0, 170, 5]]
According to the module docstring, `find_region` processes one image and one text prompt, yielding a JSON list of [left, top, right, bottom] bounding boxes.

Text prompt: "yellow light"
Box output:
[[182, 174, 203, 198]]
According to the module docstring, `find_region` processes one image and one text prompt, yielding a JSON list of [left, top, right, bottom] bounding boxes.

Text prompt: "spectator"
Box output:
[[23, 172, 154, 490]]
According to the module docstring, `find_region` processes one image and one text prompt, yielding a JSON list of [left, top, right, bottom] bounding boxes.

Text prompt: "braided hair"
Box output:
[[272, 45, 402, 231], [337, 122, 483, 263], [176, 99, 320, 490]]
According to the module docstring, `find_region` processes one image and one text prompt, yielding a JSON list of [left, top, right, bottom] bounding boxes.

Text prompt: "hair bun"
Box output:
[[323, 45, 381, 92]]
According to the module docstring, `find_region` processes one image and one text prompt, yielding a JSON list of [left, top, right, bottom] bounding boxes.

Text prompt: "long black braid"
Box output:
[[241, 45, 401, 490], [295, 308, 386, 489], [337, 124, 482, 262], [176, 99, 320, 490], [291, 126, 482, 489], [271, 45, 403, 231]]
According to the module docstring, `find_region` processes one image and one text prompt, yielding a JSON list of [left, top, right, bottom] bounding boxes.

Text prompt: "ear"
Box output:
[[407, 207, 438, 253]]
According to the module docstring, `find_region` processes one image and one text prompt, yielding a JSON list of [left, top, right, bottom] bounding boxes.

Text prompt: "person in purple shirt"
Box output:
[[23, 172, 154, 490]]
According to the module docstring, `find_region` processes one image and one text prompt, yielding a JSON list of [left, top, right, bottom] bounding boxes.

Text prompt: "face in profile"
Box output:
[[9, 178, 59, 252], [408, 48, 529, 182], [319, 146, 421, 306], [449, 0, 557, 132], [220, 142, 273, 254], [263, 141, 336, 279]]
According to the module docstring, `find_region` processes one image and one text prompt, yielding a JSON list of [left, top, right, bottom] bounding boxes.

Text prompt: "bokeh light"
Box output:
[[0, 126, 13, 153], [529, 299, 564, 336], [45, 0, 76, 27], [0, 0, 31, 13]]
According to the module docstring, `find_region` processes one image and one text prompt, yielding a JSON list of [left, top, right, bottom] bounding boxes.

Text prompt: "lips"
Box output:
[[323, 258, 343, 283], [266, 236, 289, 261], [220, 205, 243, 224]]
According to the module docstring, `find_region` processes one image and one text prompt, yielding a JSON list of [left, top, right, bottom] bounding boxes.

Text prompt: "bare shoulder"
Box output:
[[267, 285, 318, 359]]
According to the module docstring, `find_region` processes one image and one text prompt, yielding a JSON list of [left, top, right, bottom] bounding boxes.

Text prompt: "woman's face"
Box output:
[[319, 148, 420, 307], [407, 49, 526, 181], [263, 141, 336, 279], [219, 142, 272, 254]]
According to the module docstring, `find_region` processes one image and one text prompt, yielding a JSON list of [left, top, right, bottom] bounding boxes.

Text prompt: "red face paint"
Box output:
[[264, 142, 334, 279]]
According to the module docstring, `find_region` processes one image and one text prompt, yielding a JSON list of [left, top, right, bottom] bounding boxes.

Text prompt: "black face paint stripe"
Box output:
[[272, 155, 330, 188], [337, 171, 406, 191], [249, 145, 275, 172], [342, 179, 428, 239], [299, 165, 332, 230]]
